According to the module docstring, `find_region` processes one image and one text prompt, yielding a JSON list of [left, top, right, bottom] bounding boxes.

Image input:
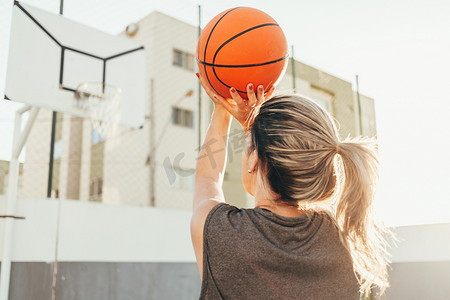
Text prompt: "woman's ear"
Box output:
[[248, 150, 258, 172]]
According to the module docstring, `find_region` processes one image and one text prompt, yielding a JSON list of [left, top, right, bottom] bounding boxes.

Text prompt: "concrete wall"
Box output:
[[0, 197, 199, 299], [384, 261, 450, 300], [6, 262, 200, 300], [382, 222, 450, 299], [1, 198, 195, 261]]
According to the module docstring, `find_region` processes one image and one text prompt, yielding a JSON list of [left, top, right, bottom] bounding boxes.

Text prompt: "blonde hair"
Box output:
[[249, 94, 390, 296]]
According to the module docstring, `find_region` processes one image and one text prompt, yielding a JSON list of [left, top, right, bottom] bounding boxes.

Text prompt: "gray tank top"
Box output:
[[199, 203, 359, 300]]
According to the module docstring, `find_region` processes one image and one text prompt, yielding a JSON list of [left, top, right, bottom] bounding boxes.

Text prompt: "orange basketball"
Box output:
[[196, 7, 289, 99]]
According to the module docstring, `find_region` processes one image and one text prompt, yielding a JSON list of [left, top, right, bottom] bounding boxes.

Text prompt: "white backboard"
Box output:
[[4, 1, 146, 128]]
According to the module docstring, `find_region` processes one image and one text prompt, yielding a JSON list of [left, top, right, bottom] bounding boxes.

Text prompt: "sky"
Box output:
[[1, 0, 450, 226]]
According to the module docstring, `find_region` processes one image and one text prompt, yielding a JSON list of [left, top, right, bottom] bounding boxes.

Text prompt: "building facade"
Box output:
[[20, 11, 376, 210]]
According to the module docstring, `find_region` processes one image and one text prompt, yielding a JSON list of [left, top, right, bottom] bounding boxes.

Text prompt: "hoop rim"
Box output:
[[74, 81, 121, 100]]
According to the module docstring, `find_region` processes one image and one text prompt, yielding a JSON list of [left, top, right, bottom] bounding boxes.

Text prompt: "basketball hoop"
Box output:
[[74, 82, 121, 139]]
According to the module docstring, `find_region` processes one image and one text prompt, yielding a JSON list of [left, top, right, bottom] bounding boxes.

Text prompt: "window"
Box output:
[[53, 140, 63, 159], [89, 177, 103, 201], [173, 49, 194, 71], [310, 86, 334, 113], [172, 107, 194, 128], [92, 128, 105, 145], [173, 49, 183, 67]]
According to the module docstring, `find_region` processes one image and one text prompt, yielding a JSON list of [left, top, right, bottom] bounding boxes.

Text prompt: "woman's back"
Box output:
[[200, 203, 359, 300], [192, 79, 389, 298]]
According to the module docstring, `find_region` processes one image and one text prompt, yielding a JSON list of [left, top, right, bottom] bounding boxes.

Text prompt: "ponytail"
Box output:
[[336, 137, 390, 296], [250, 95, 391, 296]]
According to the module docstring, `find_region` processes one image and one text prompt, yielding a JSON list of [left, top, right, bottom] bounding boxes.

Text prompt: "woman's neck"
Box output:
[[253, 185, 306, 218]]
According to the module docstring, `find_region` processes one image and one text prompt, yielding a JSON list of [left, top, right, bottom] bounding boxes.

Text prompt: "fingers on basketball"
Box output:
[[212, 94, 234, 113], [246, 83, 257, 107], [255, 85, 265, 106], [229, 87, 246, 110]]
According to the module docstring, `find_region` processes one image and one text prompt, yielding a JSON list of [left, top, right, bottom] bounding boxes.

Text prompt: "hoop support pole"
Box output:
[[0, 106, 40, 300]]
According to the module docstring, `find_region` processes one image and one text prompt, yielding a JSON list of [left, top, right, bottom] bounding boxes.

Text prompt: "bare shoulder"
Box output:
[[190, 199, 223, 278]]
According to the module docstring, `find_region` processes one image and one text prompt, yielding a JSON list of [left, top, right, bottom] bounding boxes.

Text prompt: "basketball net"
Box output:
[[74, 82, 121, 140]]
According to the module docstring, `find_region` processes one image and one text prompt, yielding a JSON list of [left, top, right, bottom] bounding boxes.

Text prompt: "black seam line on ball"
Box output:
[[211, 56, 287, 94], [201, 7, 241, 61], [210, 22, 283, 94], [202, 7, 241, 96], [212, 23, 280, 65], [197, 54, 289, 68]]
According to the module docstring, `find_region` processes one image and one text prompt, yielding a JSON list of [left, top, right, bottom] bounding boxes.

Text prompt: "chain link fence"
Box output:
[[0, 0, 377, 211]]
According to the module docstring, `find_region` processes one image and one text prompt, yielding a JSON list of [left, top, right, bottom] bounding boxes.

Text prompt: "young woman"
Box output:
[[191, 73, 390, 299]]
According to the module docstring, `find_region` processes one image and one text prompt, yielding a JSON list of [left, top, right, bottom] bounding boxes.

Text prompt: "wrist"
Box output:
[[213, 105, 231, 119]]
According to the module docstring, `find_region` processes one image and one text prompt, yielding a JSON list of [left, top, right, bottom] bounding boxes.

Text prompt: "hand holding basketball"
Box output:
[[227, 83, 275, 132], [197, 72, 274, 132]]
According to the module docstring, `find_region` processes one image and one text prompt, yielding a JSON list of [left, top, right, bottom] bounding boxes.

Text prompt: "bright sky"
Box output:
[[1, 0, 449, 226]]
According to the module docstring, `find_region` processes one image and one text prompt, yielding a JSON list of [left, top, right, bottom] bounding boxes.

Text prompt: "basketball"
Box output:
[[196, 7, 289, 99]]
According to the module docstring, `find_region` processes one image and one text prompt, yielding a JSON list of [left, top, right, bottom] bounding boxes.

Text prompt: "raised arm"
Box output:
[[190, 74, 232, 277], [190, 73, 272, 277]]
